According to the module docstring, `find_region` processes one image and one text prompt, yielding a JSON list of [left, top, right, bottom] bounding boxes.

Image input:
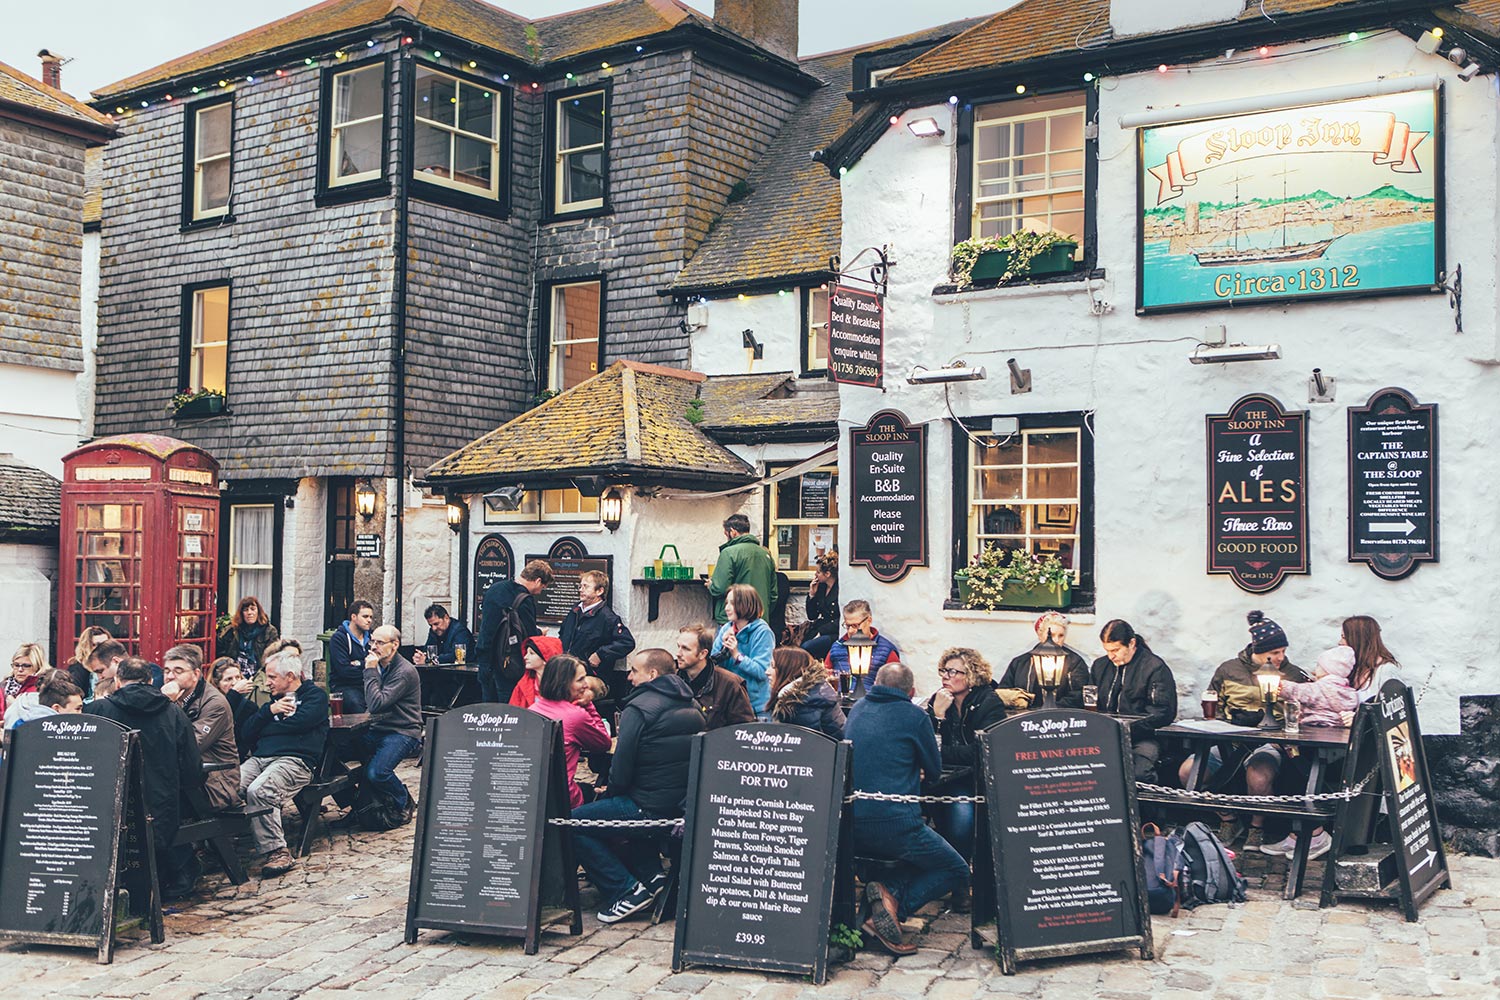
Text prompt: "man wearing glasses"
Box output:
[[826, 599, 901, 679], [353, 625, 423, 827]]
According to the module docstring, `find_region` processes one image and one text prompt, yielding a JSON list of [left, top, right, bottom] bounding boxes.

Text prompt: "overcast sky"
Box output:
[[4, 0, 1017, 100]]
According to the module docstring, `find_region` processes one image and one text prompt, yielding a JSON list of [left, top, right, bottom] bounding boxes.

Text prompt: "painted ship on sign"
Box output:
[[1192, 235, 1341, 267]]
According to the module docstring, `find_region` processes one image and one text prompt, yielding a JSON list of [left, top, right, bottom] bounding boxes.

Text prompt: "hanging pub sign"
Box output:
[[471, 533, 515, 632], [1347, 388, 1438, 580], [827, 284, 884, 388], [849, 410, 926, 583], [1206, 393, 1309, 593], [1136, 88, 1442, 314]]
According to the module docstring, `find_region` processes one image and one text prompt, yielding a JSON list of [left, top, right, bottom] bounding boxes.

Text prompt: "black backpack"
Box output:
[[489, 590, 532, 684], [1177, 820, 1248, 908]]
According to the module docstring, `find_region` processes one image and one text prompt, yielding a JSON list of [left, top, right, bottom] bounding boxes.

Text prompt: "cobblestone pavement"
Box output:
[[3, 763, 1496, 1000]]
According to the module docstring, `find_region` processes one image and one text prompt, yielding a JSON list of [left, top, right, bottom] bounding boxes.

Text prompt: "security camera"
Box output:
[[1458, 61, 1483, 81], [1447, 47, 1469, 65]]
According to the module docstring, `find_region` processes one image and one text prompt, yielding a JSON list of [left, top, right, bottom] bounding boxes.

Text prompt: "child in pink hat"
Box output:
[[1279, 645, 1359, 727]]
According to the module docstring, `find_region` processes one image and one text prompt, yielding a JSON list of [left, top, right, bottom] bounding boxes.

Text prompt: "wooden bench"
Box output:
[[175, 773, 273, 886], [292, 713, 370, 858]]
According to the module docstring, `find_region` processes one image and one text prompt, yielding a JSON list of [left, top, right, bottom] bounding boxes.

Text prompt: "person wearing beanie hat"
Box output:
[[1177, 610, 1311, 850], [996, 612, 1092, 709]]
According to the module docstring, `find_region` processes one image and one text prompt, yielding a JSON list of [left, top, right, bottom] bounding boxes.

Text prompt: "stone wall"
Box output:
[[1428, 697, 1500, 857]]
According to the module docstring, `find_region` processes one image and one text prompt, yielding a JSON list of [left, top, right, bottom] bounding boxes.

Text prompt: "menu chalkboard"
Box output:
[[0, 716, 162, 963], [673, 724, 850, 985], [472, 534, 515, 632], [405, 706, 580, 953], [1206, 393, 1309, 593], [524, 553, 612, 627], [800, 471, 833, 519], [849, 410, 927, 583], [979, 711, 1152, 975], [827, 284, 884, 388], [1348, 389, 1438, 580]]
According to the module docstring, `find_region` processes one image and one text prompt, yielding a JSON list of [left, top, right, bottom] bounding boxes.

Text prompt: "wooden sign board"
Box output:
[[1347, 388, 1438, 580], [978, 711, 1152, 974], [405, 706, 580, 953], [673, 723, 850, 985], [849, 409, 927, 583], [827, 284, 884, 388], [0, 716, 163, 963], [1206, 393, 1309, 593], [472, 534, 515, 632], [525, 552, 613, 627]]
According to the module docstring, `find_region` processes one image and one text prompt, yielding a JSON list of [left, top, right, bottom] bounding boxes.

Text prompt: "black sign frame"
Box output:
[[849, 409, 927, 583], [404, 706, 581, 953], [1347, 388, 1439, 580], [672, 723, 852, 985], [1206, 393, 1309, 593], [1320, 682, 1450, 921], [827, 283, 884, 388], [977, 711, 1153, 975], [524, 551, 614, 627], [356, 532, 382, 559], [0, 718, 162, 964], [472, 533, 515, 632]]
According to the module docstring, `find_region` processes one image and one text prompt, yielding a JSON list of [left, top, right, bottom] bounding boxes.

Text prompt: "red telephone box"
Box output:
[[58, 434, 221, 664]]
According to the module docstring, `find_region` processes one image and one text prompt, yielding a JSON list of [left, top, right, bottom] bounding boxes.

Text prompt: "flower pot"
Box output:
[[954, 571, 973, 604], [1027, 242, 1078, 276], [174, 394, 224, 417], [1000, 580, 1071, 609], [968, 248, 1013, 282]]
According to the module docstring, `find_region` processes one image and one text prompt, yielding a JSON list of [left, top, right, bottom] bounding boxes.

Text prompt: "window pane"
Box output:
[[198, 104, 231, 158], [1051, 113, 1084, 149], [191, 286, 229, 393], [551, 282, 602, 390], [976, 505, 1025, 536], [977, 125, 1009, 162], [565, 150, 605, 205], [334, 65, 383, 125], [1016, 120, 1048, 155], [413, 121, 449, 176], [976, 467, 1022, 500], [414, 66, 456, 126], [233, 506, 274, 565], [458, 84, 495, 138], [561, 92, 604, 149], [976, 435, 1022, 464], [453, 135, 493, 189], [1027, 466, 1078, 500], [1028, 432, 1077, 465], [334, 120, 382, 179], [199, 159, 230, 212]]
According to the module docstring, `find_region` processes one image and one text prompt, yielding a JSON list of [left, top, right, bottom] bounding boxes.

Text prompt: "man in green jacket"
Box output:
[[707, 514, 778, 625]]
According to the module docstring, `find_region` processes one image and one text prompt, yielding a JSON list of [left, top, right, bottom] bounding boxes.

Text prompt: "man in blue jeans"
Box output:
[[355, 625, 423, 823], [571, 648, 704, 923], [846, 662, 969, 956]]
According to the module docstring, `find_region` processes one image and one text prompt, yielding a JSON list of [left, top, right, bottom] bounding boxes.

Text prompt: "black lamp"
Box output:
[[1255, 667, 1284, 731], [845, 633, 876, 700], [600, 487, 624, 531], [354, 479, 377, 519], [446, 498, 465, 533], [1031, 639, 1068, 709]]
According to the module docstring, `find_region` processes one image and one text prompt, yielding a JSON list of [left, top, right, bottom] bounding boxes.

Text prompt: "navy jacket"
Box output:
[[329, 621, 371, 689], [86, 682, 203, 849], [241, 679, 330, 768], [846, 684, 940, 828], [422, 618, 473, 663], [477, 579, 538, 678], [610, 673, 705, 817], [560, 600, 636, 674]]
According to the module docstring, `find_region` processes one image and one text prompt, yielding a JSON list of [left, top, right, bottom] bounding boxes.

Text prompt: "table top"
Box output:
[[415, 663, 478, 673], [331, 712, 371, 730], [1158, 719, 1352, 749]]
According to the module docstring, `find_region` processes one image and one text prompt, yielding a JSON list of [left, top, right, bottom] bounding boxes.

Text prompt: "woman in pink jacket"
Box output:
[[1280, 646, 1360, 727], [529, 653, 612, 808]]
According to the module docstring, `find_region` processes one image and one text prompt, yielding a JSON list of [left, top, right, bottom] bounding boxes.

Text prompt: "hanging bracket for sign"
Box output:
[[829, 245, 893, 296]]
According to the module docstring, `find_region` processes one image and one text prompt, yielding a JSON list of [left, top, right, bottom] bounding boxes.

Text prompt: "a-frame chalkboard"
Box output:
[[977, 710, 1152, 974], [1320, 681, 1450, 920], [672, 723, 851, 985], [0, 715, 162, 963], [405, 705, 580, 953]]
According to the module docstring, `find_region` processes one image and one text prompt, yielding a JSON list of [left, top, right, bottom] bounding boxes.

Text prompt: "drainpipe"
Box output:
[[392, 39, 413, 631]]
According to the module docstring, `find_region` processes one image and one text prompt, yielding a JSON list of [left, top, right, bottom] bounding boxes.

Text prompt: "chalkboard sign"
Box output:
[[849, 409, 927, 583], [800, 471, 833, 519], [1348, 388, 1438, 580], [0, 716, 162, 963], [1206, 393, 1309, 593], [673, 723, 850, 985], [405, 706, 580, 953], [472, 534, 515, 631], [525, 552, 613, 627], [827, 284, 884, 388], [978, 710, 1152, 975]]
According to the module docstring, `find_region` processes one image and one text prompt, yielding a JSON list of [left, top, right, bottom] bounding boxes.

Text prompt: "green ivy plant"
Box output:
[[685, 398, 705, 425], [829, 922, 863, 951], [950, 229, 1077, 289], [963, 545, 1072, 611], [167, 387, 225, 414]]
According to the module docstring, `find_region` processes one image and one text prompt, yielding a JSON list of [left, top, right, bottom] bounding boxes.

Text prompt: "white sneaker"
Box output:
[[1307, 831, 1332, 860], [1259, 834, 1297, 857]]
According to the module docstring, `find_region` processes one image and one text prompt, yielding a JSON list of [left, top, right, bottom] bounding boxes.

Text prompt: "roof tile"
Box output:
[[0, 454, 62, 541], [0, 59, 114, 132]]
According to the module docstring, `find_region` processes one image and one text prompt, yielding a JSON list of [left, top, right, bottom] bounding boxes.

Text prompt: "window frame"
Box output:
[[177, 279, 232, 403], [800, 285, 830, 377], [316, 55, 391, 206], [953, 86, 1099, 278], [480, 488, 601, 525], [181, 95, 234, 230], [406, 60, 512, 217], [950, 411, 1095, 610], [765, 463, 840, 581], [544, 82, 611, 219], [537, 275, 607, 394]]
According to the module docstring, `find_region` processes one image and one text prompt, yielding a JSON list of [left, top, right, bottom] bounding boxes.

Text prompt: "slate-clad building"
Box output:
[[87, 0, 817, 643]]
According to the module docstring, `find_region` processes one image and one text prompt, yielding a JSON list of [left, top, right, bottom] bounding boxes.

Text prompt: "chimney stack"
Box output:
[[38, 49, 63, 89], [714, 0, 799, 63]]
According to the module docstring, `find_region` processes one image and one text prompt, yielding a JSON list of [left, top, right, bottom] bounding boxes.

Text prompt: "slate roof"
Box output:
[[697, 372, 838, 441], [423, 360, 756, 490], [93, 0, 798, 101], [0, 59, 114, 136], [0, 455, 62, 543]]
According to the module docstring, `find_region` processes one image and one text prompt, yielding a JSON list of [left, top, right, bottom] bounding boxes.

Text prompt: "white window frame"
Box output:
[[548, 280, 602, 392], [329, 63, 385, 188], [228, 504, 275, 610], [768, 464, 839, 579], [971, 95, 1086, 244], [413, 66, 500, 199], [189, 285, 229, 394], [480, 488, 600, 525], [868, 66, 898, 88], [554, 89, 606, 213], [967, 427, 1081, 577], [192, 102, 231, 220], [804, 286, 830, 372]]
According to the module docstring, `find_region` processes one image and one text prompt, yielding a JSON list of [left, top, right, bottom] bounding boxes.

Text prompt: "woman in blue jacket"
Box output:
[[711, 584, 775, 716]]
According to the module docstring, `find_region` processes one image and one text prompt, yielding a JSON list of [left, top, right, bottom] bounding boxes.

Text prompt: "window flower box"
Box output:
[[998, 580, 1072, 609], [169, 389, 225, 417], [969, 243, 1077, 282], [960, 546, 1074, 612], [951, 230, 1078, 288]]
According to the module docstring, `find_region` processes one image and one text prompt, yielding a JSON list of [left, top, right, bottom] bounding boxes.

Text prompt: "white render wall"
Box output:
[[0, 543, 56, 663], [689, 291, 804, 375], [0, 364, 84, 477], [838, 33, 1496, 732]]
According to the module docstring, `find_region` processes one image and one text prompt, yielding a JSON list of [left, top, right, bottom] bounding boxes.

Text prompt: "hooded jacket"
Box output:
[[609, 673, 705, 816], [685, 663, 755, 731], [181, 677, 241, 810], [422, 617, 473, 663], [86, 682, 203, 849], [328, 620, 371, 689], [560, 599, 635, 674], [770, 669, 845, 739], [529, 697, 612, 808], [706, 534, 779, 624], [846, 684, 941, 827], [926, 681, 1006, 768], [1089, 644, 1178, 737], [710, 618, 775, 713], [8, 701, 58, 728], [999, 644, 1092, 709], [477, 579, 539, 684], [1209, 647, 1309, 726], [510, 635, 563, 709]]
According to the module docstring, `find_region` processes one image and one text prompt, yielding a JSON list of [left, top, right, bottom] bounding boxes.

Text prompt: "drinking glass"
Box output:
[[1283, 700, 1301, 735], [1201, 690, 1219, 720], [1082, 685, 1099, 710], [454, 643, 467, 665]]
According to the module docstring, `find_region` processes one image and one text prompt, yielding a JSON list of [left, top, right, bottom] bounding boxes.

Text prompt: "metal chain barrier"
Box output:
[[546, 817, 683, 828], [1136, 765, 1380, 806], [846, 791, 985, 804]]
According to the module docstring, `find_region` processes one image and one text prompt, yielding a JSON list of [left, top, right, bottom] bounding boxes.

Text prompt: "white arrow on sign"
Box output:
[[1412, 849, 1437, 874], [1371, 520, 1417, 535]]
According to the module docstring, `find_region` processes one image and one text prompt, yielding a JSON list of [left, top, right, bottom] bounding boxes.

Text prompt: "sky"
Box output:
[[4, 0, 1018, 100]]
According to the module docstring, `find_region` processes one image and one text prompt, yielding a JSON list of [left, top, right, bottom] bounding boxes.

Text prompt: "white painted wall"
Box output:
[[281, 477, 327, 668], [1110, 0, 1243, 36], [81, 229, 99, 440], [402, 500, 454, 637], [0, 364, 83, 477], [0, 543, 56, 662], [689, 292, 804, 374], [840, 34, 1495, 731]]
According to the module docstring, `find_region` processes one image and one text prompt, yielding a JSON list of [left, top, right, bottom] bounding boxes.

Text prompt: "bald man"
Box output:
[[354, 625, 423, 824]]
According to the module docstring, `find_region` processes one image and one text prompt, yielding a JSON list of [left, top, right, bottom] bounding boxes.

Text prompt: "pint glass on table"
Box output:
[[1201, 689, 1218, 720]]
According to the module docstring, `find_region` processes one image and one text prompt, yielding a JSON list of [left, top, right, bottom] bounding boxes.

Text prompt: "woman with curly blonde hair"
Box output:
[[923, 646, 1005, 861]]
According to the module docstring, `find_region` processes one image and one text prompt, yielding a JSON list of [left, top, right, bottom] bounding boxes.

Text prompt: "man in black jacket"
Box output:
[[87, 658, 204, 898], [560, 570, 635, 702], [476, 560, 552, 703], [570, 648, 704, 924], [1090, 621, 1178, 779], [412, 603, 473, 665], [239, 648, 329, 878]]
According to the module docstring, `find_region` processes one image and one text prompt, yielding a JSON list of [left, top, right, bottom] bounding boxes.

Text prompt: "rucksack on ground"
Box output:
[[1177, 820, 1248, 908], [1140, 823, 1186, 916]]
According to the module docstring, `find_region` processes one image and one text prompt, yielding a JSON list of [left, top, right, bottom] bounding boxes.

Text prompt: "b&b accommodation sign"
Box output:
[[1206, 394, 1308, 593], [849, 410, 926, 583], [827, 284, 884, 388], [1137, 88, 1442, 313], [1348, 388, 1438, 580]]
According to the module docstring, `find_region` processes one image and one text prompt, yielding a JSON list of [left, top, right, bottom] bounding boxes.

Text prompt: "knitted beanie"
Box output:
[[1247, 610, 1289, 654]]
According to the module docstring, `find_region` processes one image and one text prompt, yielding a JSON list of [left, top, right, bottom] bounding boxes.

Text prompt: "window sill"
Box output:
[[315, 178, 391, 209], [181, 214, 236, 234], [932, 267, 1105, 301], [941, 604, 1095, 622], [412, 181, 509, 219], [545, 203, 611, 224], [799, 369, 830, 380]]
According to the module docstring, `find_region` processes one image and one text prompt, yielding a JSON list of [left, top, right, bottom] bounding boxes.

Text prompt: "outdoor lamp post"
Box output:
[[1031, 639, 1068, 709], [354, 479, 377, 519], [846, 633, 876, 701], [1255, 667, 1284, 731], [600, 487, 624, 531]]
